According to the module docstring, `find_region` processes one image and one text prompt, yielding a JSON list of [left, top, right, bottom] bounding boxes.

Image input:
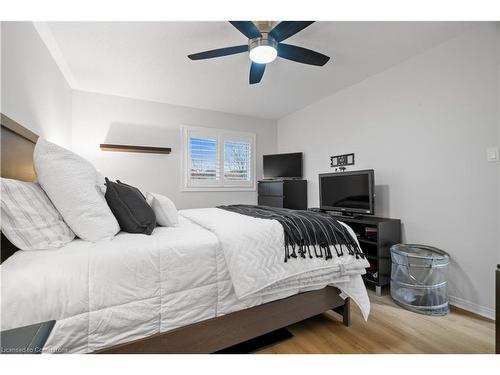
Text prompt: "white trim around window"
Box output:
[[181, 125, 256, 191]]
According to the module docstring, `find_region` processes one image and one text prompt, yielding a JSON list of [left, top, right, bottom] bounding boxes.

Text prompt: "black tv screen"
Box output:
[[319, 170, 374, 215], [263, 152, 303, 179]]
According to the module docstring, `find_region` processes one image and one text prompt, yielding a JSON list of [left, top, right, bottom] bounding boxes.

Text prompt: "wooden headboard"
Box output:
[[1, 113, 39, 182], [1, 113, 39, 262]]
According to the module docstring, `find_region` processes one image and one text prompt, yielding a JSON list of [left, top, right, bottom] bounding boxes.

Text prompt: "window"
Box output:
[[190, 137, 219, 182], [224, 141, 250, 182], [182, 125, 256, 191]]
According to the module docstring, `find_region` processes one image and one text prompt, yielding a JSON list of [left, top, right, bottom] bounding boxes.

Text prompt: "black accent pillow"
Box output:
[[104, 178, 156, 235], [116, 180, 146, 199]]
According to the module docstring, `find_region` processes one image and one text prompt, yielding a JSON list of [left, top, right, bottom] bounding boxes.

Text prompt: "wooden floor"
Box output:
[[257, 288, 495, 354]]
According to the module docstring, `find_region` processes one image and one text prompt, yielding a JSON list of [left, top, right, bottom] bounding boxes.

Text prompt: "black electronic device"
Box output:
[[319, 169, 375, 216], [263, 152, 303, 179]]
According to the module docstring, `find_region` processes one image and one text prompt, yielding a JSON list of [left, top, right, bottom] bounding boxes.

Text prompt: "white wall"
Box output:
[[71, 90, 277, 209], [1, 22, 72, 147], [277, 24, 500, 317]]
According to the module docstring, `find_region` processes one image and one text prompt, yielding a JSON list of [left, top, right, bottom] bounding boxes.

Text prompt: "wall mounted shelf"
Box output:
[[100, 144, 171, 154]]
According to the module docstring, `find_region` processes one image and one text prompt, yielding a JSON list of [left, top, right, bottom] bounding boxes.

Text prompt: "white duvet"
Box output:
[[0, 208, 370, 353], [181, 209, 370, 298]]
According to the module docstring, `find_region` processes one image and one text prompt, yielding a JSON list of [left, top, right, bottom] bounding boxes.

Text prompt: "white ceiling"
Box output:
[[42, 21, 474, 120]]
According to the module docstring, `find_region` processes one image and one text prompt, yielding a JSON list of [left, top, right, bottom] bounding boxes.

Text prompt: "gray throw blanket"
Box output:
[[217, 205, 365, 262]]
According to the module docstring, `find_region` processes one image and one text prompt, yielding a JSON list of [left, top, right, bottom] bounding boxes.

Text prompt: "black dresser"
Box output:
[[257, 179, 307, 210]]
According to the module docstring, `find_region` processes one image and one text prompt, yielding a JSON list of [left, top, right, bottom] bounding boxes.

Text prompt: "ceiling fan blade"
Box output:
[[229, 21, 262, 39], [188, 45, 249, 60], [249, 62, 266, 84], [269, 21, 315, 42], [277, 43, 330, 66]]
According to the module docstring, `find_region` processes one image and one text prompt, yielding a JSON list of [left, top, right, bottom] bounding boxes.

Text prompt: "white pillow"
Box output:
[[34, 138, 120, 241], [146, 192, 178, 227], [1, 178, 75, 250]]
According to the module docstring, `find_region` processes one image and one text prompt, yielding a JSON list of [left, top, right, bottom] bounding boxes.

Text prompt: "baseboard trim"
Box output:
[[448, 295, 495, 320]]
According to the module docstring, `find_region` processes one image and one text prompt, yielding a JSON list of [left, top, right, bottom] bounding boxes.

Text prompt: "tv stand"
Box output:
[[309, 208, 402, 297], [340, 215, 401, 296]]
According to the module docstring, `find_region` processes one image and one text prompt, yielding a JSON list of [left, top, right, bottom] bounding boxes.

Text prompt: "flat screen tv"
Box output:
[[263, 152, 303, 179], [319, 169, 375, 215]]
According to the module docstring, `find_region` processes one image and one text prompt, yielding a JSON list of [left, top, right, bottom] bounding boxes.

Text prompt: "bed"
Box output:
[[0, 113, 370, 353]]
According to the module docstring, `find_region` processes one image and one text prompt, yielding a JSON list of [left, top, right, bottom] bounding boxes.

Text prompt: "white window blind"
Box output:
[[189, 137, 219, 181], [224, 140, 251, 182], [183, 125, 256, 191]]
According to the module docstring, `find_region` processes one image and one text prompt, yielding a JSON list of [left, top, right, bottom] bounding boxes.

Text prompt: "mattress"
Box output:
[[0, 212, 369, 353]]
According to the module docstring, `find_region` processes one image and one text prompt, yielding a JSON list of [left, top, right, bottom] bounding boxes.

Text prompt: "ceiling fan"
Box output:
[[188, 21, 330, 84]]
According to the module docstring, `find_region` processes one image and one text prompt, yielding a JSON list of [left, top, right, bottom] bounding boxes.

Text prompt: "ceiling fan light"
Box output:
[[248, 36, 278, 64], [249, 45, 277, 64]]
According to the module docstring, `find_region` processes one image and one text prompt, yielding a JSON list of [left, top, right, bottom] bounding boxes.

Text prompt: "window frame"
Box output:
[[182, 125, 256, 192]]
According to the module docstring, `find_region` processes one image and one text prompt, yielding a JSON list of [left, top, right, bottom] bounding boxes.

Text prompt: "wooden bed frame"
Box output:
[[0, 112, 351, 354]]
